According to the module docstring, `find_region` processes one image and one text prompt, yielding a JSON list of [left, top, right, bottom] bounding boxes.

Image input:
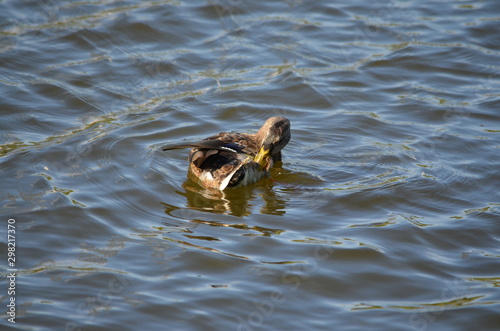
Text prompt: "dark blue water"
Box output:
[[1, 1, 500, 330]]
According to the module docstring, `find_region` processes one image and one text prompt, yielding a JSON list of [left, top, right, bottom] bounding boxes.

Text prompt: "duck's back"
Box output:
[[188, 132, 262, 189]]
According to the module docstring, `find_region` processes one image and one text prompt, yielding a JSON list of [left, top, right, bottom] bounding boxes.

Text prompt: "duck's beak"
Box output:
[[254, 146, 271, 169]]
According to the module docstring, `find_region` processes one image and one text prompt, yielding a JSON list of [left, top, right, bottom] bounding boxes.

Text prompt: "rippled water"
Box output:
[[1, 1, 500, 330]]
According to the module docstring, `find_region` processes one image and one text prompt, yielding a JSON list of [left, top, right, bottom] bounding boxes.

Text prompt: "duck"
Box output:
[[162, 116, 291, 190]]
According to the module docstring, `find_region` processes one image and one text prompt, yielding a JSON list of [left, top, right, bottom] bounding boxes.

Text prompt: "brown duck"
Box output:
[[162, 117, 291, 190]]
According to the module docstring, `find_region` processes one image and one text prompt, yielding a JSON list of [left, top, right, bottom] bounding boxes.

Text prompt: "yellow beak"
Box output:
[[254, 146, 271, 169]]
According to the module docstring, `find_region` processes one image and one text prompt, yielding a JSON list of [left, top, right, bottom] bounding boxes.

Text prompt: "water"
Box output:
[[1, 0, 500, 330]]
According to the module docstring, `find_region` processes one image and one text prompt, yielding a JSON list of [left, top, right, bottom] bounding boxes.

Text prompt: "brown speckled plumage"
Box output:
[[162, 117, 291, 190]]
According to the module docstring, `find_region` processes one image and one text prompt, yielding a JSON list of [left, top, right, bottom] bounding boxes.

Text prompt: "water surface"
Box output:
[[1, 1, 500, 330]]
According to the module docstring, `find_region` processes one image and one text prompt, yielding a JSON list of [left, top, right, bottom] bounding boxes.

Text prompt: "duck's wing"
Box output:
[[163, 133, 261, 189], [162, 132, 257, 154], [162, 139, 241, 153], [181, 144, 248, 189]]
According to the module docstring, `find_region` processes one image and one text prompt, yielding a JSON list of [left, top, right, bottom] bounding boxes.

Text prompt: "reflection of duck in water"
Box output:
[[162, 117, 291, 190]]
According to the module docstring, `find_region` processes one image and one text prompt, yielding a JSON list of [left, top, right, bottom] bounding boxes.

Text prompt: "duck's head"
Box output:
[[254, 116, 291, 169]]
